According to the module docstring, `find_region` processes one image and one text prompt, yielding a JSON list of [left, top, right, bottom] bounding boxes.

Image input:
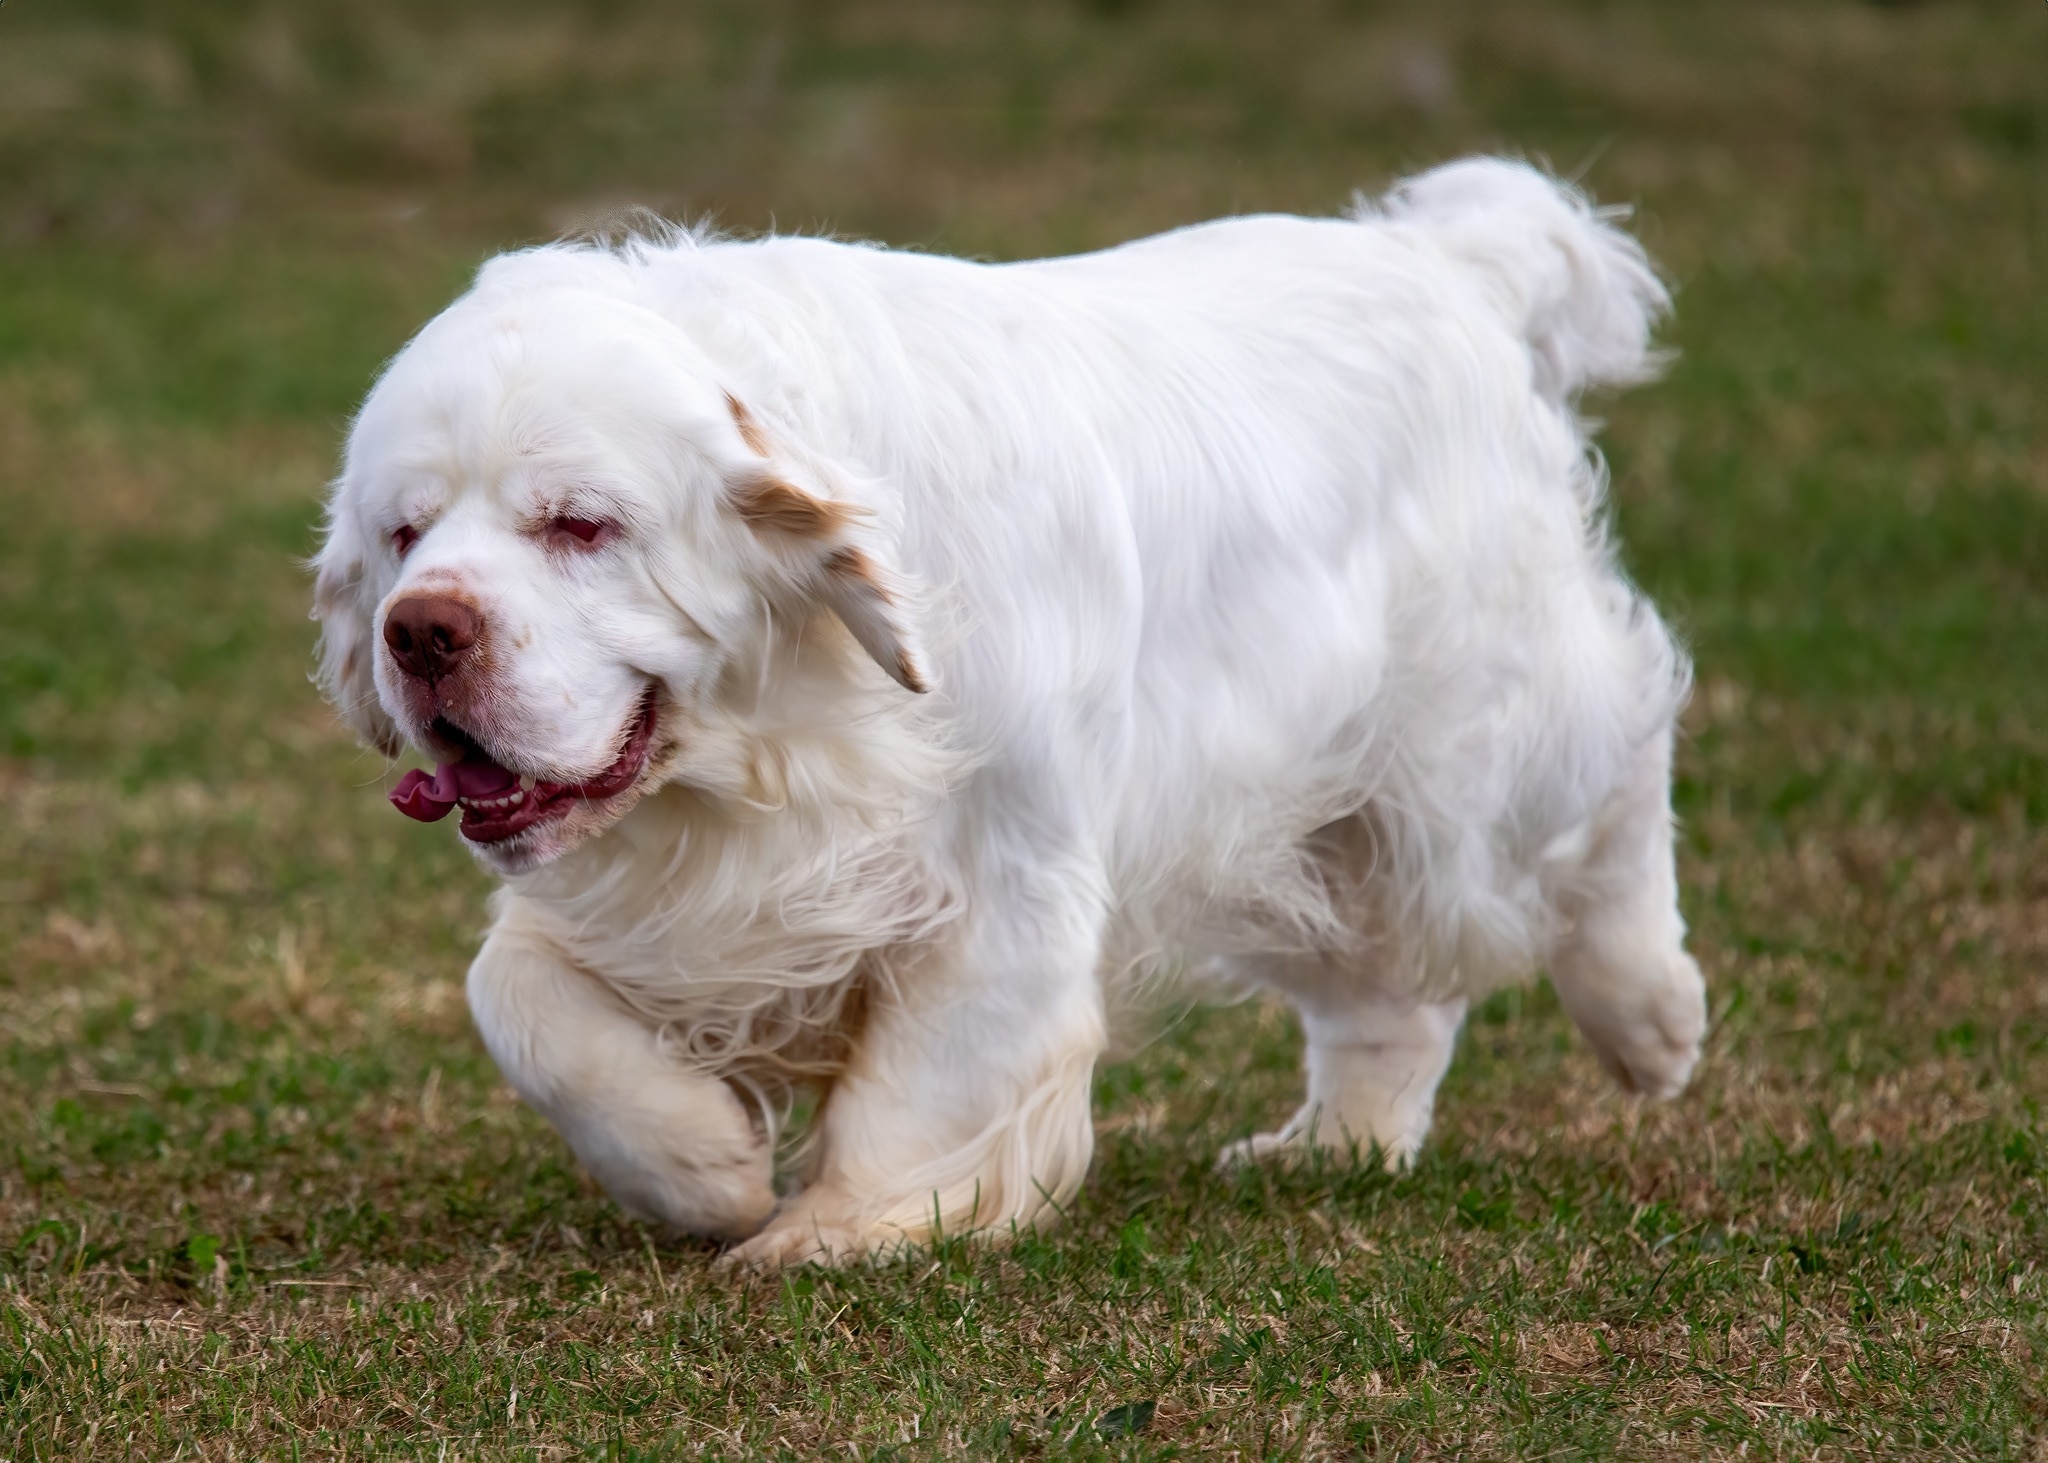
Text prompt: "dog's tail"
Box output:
[[1368, 157, 1671, 403]]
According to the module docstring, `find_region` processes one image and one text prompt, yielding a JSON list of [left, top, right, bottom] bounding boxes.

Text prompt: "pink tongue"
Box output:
[[390, 754, 518, 823], [451, 758, 518, 797]]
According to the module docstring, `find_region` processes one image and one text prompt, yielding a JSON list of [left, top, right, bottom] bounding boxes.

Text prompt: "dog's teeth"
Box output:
[[457, 790, 525, 814]]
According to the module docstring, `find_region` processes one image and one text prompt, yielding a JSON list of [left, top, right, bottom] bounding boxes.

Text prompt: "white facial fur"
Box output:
[[319, 290, 774, 872]]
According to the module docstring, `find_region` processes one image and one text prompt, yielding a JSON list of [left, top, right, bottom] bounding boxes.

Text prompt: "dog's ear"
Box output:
[[310, 504, 404, 755], [723, 394, 929, 694]]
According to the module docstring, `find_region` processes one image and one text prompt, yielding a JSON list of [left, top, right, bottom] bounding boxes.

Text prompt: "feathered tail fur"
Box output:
[[1371, 157, 1671, 402]]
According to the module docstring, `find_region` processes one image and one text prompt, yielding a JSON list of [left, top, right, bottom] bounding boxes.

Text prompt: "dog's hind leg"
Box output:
[[1544, 736, 1707, 1099]]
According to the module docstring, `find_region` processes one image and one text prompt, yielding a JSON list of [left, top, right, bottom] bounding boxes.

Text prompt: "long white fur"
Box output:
[[314, 157, 1708, 1264]]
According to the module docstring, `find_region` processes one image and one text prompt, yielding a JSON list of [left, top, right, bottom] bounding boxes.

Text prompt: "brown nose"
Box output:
[[383, 595, 481, 681]]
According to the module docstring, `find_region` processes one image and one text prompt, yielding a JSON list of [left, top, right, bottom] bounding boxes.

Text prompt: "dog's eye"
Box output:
[[392, 525, 420, 558], [550, 516, 612, 547]]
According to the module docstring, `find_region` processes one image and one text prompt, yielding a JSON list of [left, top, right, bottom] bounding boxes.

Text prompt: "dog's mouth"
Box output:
[[389, 689, 660, 845]]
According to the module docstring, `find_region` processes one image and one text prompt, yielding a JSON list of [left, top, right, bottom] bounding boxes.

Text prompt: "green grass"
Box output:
[[3, 0, 2046, 1456]]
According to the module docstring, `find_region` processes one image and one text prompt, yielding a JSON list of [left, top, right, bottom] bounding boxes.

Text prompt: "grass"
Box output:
[[2, 0, 2045, 1456]]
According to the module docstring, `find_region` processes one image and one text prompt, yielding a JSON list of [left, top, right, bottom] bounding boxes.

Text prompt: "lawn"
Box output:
[[2, 1, 2044, 1457]]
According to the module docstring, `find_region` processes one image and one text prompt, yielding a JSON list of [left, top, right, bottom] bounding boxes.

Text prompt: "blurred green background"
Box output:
[[1, 2, 2044, 1457]]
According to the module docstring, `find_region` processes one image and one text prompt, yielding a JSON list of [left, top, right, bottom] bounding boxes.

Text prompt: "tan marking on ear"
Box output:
[[823, 546, 894, 604], [723, 391, 773, 458], [733, 476, 857, 538], [820, 546, 926, 692], [894, 651, 929, 695]]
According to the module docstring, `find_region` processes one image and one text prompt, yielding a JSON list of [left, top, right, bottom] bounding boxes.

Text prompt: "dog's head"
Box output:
[[312, 250, 927, 874]]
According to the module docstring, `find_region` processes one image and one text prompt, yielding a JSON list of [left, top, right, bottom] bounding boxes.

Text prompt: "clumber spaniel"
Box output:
[[313, 158, 1706, 1266]]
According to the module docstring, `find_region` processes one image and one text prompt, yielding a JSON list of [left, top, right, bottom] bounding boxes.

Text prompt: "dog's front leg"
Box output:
[[467, 922, 777, 1242], [726, 861, 1109, 1268]]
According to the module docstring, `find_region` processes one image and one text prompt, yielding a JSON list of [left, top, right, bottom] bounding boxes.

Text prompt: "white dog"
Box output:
[[313, 158, 1706, 1266]]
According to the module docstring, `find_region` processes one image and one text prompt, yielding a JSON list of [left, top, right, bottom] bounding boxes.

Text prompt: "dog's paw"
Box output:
[[722, 1222, 857, 1272], [1215, 1110, 1418, 1174], [1214, 1129, 1294, 1171], [1583, 953, 1707, 1099], [587, 1135, 778, 1243], [556, 1080, 779, 1243], [719, 1191, 898, 1271]]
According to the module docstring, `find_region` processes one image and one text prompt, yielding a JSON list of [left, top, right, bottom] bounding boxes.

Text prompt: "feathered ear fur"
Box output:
[[723, 393, 929, 695], [310, 502, 402, 755]]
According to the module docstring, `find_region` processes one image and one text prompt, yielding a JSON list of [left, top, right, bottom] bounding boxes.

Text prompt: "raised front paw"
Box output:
[[555, 1079, 778, 1242]]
